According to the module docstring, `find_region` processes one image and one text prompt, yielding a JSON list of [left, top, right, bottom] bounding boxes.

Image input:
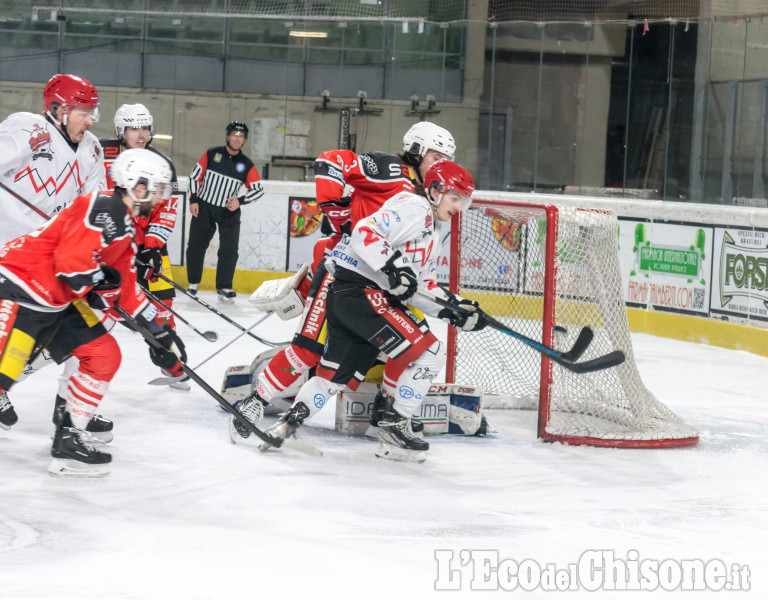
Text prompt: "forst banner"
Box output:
[[712, 227, 768, 323]]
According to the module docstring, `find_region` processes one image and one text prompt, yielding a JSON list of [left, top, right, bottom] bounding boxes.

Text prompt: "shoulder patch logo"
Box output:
[[94, 211, 117, 239], [28, 124, 53, 161], [213, 153, 223, 163]]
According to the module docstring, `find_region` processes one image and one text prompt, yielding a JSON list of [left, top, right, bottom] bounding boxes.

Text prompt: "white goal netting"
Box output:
[[448, 199, 698, 447]]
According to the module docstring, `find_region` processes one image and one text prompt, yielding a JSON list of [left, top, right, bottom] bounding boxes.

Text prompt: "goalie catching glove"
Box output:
[[382, 250, 418, 300], [136, 246, 163, 282], [248, 263, 309, 320], [438, 293, 489, 332], [86, 266, 122, 311]]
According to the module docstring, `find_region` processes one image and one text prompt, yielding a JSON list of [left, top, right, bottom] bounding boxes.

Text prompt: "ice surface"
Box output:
[[0, 293, 765, 598]]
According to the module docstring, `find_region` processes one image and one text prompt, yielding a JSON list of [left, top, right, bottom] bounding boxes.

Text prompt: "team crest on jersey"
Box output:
[[213, 153, 223, 163], [236, 162, 245, 173], [27, 124, 53, 161]]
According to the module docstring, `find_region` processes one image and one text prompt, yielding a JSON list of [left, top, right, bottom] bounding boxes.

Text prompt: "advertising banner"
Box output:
[[711, 227, 768, 322], [618, 219, 712, 315], [286, 196, 324, 272]]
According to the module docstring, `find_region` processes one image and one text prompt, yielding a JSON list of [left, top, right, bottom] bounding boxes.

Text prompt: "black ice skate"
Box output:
[[53, 395, 114, 443], [48, 417, 112, 477], [375, 401, 429, 463], [260, 401, 310, 450], [229, 392, 268, 444], [365, 390, 423, 439], [0, 391, 18, 430], [217, 289, 236, 304]]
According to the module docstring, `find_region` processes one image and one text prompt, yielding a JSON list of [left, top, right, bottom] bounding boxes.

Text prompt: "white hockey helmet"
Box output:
[[402, 121, 455, 160], [114, 103, 154, 139], [111, 148, 172, 213]]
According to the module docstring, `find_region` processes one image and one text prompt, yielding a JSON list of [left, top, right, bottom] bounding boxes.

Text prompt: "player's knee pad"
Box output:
[[70, 333, 122, 381]]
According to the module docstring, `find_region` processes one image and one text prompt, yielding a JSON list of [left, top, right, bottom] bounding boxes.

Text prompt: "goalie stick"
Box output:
[[147, 311, 274, 385], [139, 283, 218, 342], [112, 304, 322, 457], [136, 263, 287, 348], [415, 289, 625, 374]]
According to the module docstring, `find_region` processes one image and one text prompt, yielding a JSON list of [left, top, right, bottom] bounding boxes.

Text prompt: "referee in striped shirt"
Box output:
[[186, 121, 264, 303]]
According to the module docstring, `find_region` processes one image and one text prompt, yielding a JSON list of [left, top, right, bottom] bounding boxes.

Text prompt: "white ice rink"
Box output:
[[0, 293, 765, 599]]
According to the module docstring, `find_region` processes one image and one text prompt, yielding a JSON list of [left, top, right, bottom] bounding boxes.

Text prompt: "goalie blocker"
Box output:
[[248, 264, 310, 320], [221, 350, 490, 437]]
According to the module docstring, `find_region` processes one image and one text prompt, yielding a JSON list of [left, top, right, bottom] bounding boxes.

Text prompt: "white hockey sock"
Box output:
[[66, 372, 109, 430], [293, 376, 345, 420], [389, 341, 445, 418]]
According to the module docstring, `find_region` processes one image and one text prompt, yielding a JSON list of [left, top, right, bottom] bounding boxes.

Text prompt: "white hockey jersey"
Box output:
[[0, 112, 105, 245], [327, 190, 451, 317]]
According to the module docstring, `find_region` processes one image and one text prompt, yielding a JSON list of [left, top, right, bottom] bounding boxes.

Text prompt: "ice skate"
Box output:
[[48, 418, 112, 477], [229, 393, 267, 443], [53, 395, 113, 444], [260, 401, 310, 450], [0, 391, 18, 430], [187, 283, 199, 297], [364, 390, 423, 438], [217, 288, 236, 304], [375, 403, 429, 463]]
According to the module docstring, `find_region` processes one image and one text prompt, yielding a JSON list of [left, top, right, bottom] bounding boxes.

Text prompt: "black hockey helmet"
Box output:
[[226, 120, 248, 138]]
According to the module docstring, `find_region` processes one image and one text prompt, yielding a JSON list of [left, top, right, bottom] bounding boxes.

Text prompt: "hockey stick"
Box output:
[[147, 310, 275, 385], [136, 263, 286, 348], [0, 181, 52, 221], [415, 289, 625, 374], [112, 304, 321, 456], [139, 283, 217, 342]]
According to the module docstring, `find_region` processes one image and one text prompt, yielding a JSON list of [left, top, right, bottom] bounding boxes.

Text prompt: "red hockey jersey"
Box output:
[[0, 191, 148, 316], [313, 150, 417, 235]]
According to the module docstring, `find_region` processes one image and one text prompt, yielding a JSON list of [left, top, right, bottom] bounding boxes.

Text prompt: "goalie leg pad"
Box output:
[[448, 386, 486, 436]]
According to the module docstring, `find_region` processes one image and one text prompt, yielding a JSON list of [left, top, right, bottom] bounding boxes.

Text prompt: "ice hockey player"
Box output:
[[0, 149, 183, 476], [260, 159, 486, 462], [231, 122, 456, 442], [0, 73, 106, 430], [100, 104, 188, 389]]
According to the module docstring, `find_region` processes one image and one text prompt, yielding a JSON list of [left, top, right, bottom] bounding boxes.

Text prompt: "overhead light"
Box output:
[[289, 31, 328, 38]]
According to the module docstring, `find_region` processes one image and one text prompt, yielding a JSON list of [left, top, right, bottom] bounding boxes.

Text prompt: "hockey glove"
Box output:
[[147, 324, 187, 370], [439, 295, 489, 332], [86, 266, 122, 311], [136, 246, 163, 282], [381, 250, 418, 300]]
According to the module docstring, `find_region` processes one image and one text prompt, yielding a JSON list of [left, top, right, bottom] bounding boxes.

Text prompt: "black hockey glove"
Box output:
[[381, 250, 418, 300], [136, 246, 163, 282], [86, 266, 122, 311], [147, 324, 187, 370], [438, 294, 489, 332]]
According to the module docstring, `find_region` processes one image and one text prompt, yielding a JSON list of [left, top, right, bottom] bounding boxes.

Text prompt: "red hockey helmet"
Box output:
[[43, 74, 100, 123], [423, 159, 475, 209]]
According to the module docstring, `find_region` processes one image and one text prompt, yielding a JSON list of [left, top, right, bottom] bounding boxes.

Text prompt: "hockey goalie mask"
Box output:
[[402, 122, 456, 161], [43, 74, 100, 125], [111, 149, 172, 216], [424, 159, 475, 221]]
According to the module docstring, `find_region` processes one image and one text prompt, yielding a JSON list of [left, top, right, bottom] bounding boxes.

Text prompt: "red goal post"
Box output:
[[445, 197, 698, 448]]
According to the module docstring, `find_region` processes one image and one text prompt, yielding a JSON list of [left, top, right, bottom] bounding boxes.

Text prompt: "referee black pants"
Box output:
[[185, 201, 241, 290]]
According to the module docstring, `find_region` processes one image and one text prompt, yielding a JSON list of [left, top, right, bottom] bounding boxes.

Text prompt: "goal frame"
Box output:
[[446, 197, 699, 449]]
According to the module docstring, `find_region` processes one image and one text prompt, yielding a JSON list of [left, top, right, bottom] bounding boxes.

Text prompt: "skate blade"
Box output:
[[374, 443, 427, 463], [169, 381, 191, 391], [47, 458, 111, 478]]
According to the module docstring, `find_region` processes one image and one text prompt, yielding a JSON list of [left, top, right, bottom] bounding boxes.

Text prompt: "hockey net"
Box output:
[[446, 199, 698, 448]]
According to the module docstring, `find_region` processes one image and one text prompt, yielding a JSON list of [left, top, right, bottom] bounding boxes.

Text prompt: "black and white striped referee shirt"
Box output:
[[188, 145, 263, 207]]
